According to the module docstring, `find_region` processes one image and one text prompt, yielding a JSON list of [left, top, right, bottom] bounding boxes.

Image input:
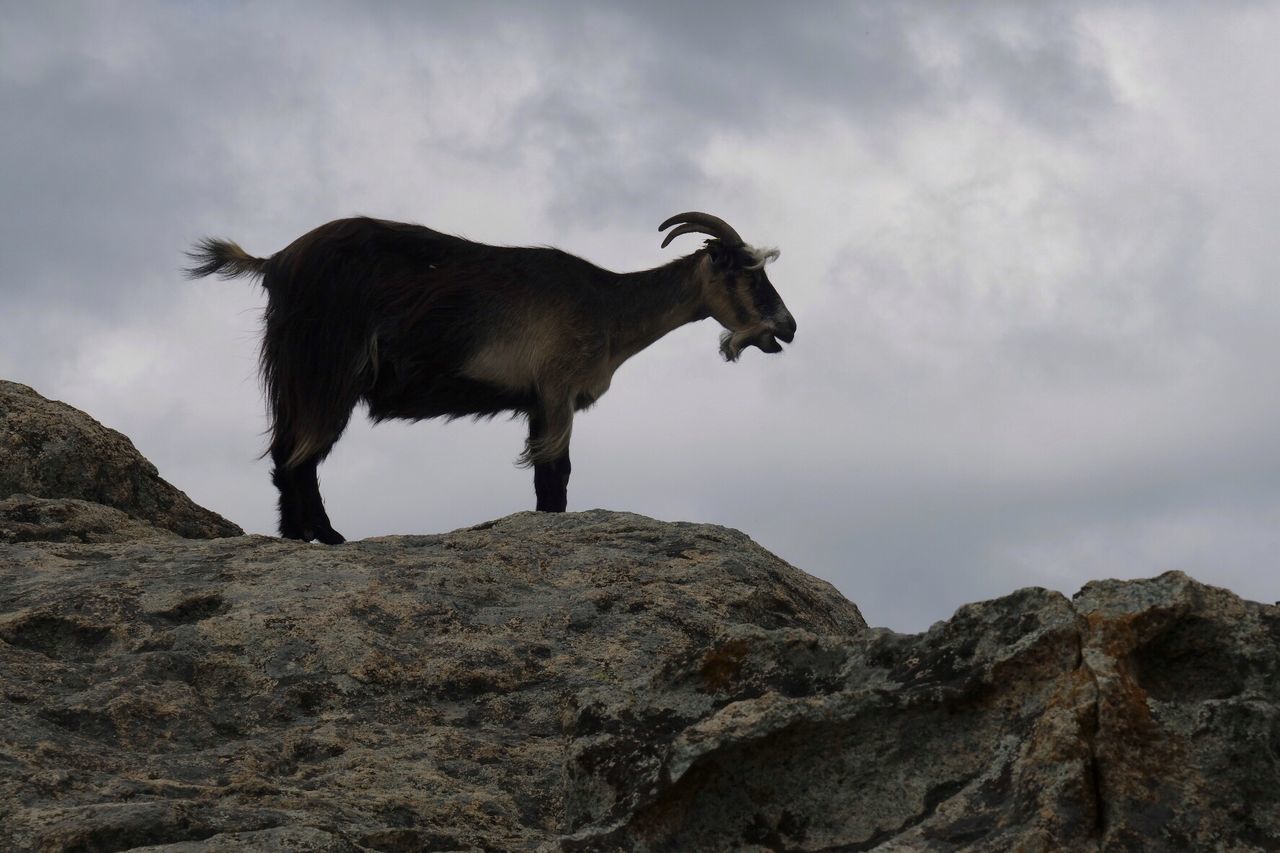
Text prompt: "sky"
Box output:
[[2, 1, 1278, 631]]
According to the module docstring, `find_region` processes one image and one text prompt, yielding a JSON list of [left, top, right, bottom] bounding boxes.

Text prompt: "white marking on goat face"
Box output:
[[744, 244, 780, 269]]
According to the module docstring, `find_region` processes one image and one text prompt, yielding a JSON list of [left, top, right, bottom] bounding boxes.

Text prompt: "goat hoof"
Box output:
[[315, 527, 346, 545]]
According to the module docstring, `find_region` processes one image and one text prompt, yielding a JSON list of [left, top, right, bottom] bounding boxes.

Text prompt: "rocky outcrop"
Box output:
[[0, 511, 862, 851], [563, 571, 1280, 851], [1, 382, 1276, 850], [2, 517, 1276, 851], [0, 381, 241, 539]]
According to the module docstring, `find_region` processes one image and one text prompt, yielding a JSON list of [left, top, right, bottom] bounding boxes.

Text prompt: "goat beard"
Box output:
[[719, 327, 782, 362]]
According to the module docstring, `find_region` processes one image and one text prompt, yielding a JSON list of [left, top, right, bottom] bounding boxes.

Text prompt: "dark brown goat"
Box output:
[[186, 212, 795, 543]]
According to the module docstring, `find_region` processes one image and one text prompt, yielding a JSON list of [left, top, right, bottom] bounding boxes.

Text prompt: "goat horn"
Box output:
[[659, 223, 717, 249], [658, 211, 745, 248]]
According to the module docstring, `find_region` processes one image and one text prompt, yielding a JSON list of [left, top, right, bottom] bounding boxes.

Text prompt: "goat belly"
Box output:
[[364, 371, 531, 422]]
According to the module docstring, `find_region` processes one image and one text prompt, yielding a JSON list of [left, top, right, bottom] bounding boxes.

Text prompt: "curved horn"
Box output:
[[659, 223, 717, 249], [658, 211, 745, 248]]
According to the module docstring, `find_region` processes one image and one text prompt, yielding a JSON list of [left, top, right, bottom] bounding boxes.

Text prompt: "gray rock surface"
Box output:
[[0, 511, 863, 851], [0, 381, 241, 539], [1, 380, 1276, 850], [2, 512, 1275, 851]]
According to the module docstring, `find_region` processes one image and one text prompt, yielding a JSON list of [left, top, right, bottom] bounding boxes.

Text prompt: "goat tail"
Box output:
[[183, 238, 269, 281]]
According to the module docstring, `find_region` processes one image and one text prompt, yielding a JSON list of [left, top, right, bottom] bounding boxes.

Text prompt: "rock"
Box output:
[[1075, 574, 1280, 850], [2, 512, 1275, 852], [0, 380, 242, 539], [1, 381, 1275, 850], [563, 571, 1280, 852], [0, 510, 864, 851], [0, 495, 180, 544]]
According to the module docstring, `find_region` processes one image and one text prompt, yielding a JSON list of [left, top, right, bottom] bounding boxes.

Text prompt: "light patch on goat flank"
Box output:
[[459, 318, 561, 392]]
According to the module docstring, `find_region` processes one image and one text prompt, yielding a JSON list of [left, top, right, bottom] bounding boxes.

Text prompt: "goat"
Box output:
[[185, 212, 795, 543]]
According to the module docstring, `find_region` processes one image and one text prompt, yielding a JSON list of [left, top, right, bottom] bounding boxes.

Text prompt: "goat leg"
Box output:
[[528, 407, 572, 512], [534, 450, 571, 512]]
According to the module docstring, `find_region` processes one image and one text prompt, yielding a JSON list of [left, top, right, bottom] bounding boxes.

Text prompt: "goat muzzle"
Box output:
[[755, 332, 784, 354], [775, 313, 797, 344], [719, 323, 791, 361]]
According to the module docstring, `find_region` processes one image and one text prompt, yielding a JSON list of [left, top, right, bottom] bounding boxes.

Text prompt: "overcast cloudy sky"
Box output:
[[3, 1, 1278, 630]]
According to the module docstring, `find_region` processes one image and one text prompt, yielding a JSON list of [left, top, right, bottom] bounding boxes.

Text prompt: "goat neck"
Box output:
[[607, 252, 711, 365]]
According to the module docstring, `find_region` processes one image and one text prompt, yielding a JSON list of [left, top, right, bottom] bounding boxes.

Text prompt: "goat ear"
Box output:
[[706, 240, 742, 273]]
